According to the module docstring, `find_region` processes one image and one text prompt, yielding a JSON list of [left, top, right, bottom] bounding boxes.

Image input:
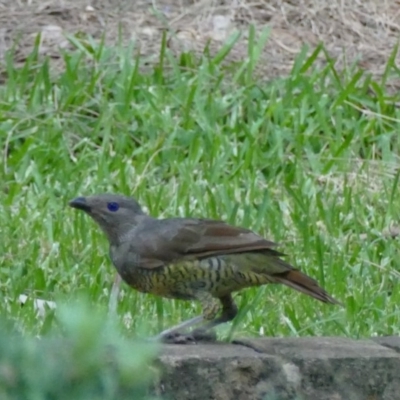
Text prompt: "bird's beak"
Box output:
[[69, 197, 91, 212]]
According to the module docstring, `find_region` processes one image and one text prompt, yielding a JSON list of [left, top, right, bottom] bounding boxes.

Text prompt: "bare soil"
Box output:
[[0, 0, 399, 82]]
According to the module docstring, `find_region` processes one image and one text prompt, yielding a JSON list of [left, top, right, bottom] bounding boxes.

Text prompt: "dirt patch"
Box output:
[[0, 0, 399, 82]]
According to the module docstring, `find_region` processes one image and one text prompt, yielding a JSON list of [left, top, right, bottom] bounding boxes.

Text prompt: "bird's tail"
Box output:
[[224, 252, 341, 305], [273, 269, 341, 305]]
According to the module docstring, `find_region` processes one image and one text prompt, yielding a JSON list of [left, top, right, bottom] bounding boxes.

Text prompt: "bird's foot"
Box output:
[[191, 328, 217, 342], [156, 328, 217, 344], [159, 332, 196, 344]]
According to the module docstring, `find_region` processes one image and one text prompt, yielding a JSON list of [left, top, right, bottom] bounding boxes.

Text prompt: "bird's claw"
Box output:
[[160, 332, 197, 344], [191, 328, 217, 342], [157, 328, 217, 344]]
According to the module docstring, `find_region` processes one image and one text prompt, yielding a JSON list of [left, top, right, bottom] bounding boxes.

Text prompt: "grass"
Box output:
[[0, 299, 158, 399], [1, 29, 400, 341]]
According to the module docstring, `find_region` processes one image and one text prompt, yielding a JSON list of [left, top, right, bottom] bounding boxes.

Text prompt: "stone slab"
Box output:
[[154, 337, 400, 400]]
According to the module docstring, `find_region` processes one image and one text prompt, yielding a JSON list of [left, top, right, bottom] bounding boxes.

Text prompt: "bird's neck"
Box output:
[[105, 215, 153, 246]]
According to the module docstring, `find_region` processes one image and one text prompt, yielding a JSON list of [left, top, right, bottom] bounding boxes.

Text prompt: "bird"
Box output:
[[69, 193, 340, 343]]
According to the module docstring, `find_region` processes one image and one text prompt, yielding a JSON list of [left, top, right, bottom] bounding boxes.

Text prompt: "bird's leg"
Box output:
[[153, 292, 220, 344], [183, 292, 222, 341], [192, 294, 238, 335], [152, 315, 204, 341]]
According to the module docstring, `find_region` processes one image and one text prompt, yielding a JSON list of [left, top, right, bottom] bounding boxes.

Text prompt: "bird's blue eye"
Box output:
[[107, 202, 119, 212]]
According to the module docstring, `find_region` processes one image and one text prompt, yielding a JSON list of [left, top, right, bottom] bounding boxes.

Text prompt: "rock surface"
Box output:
[[155, 337, 400, 400]]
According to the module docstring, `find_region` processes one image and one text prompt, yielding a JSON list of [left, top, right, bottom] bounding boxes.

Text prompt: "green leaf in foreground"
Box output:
[[0, 299, 159, 400]]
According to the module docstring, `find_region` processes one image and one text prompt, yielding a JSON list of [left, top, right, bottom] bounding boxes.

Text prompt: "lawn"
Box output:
[[1, 31, 400, 341]]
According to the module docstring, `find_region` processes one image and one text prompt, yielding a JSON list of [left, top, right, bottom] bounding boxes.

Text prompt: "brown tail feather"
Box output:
[[273, 270, 342, 305]]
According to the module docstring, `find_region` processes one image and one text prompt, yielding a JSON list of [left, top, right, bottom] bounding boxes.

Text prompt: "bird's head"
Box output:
[[69, 194, 146, 244]]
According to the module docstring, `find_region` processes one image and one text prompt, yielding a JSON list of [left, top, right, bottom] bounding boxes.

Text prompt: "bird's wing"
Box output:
[[125, 219, 341, 306], [130, 218, 282, 269]]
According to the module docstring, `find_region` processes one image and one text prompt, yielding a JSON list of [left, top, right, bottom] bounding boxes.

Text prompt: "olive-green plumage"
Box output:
[[69, 194, 340, 341]]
